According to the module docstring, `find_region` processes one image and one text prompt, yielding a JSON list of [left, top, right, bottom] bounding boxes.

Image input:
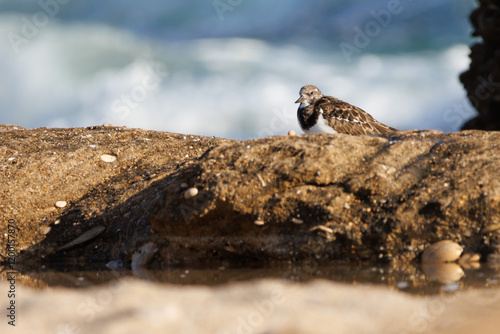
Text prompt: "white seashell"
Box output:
[[422, 240, 463, 263], [101, 154, 117, 163], [184, 188, 199, 199], [55, 201, 67, 208]]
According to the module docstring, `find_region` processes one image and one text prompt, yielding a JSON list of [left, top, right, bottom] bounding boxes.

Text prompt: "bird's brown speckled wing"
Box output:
[[315, 96, 397, 134]]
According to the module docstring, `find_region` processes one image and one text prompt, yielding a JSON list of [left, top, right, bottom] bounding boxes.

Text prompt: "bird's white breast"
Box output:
[[305, 109, 337, 134]]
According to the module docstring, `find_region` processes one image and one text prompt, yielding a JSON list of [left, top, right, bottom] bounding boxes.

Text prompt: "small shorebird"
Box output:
[[296, 85, 397, 135]]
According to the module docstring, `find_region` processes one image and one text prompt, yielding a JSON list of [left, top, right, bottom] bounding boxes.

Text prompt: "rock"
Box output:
[[55, 201, 67, 208], [131, 242, 158, 269], [151, 131, 500, 265], [422, 241, 463, 263], [288, 130, 296, 136], [460, 0, 500, 130], [0, 126, 228, 263], [1, 127, 500, 266]]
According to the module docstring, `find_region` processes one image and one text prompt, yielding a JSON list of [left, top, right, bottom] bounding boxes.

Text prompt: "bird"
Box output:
[[295, 85, 397, 135]]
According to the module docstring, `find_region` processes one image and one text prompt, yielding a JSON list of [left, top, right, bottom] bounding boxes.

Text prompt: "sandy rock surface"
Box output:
[[1, 126, 500, 266], [151, 130, 500, 264]]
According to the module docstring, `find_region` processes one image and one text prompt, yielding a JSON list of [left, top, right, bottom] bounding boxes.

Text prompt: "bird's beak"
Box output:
[[295, 96, 305, 104]]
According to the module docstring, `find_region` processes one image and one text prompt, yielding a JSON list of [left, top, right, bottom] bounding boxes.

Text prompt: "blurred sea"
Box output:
[[0, 0, 477, 139]]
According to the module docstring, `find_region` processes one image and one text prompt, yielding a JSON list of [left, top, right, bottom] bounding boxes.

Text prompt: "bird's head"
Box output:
[[295, 85, 323, 106]]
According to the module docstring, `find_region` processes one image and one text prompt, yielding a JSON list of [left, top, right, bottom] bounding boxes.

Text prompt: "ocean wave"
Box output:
[[0, 16, 473, 139]]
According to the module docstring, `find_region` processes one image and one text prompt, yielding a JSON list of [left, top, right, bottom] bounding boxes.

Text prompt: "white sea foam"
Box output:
[[0, 16, 473, 139]]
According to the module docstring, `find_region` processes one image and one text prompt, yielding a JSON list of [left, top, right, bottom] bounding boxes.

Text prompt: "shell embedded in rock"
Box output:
[[100, 154, 117, 163], [422, 240, 463, 263], [55, 201, 67, 208], [56, 226, 105, 252], [184, 187, 199, 199]]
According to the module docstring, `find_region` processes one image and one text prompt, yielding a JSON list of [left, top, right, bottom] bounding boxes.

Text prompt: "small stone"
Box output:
[[386, 167, 397, 174], [43, 207, 57, 213], [422, 240, 463, 263], [131, 242, 158, 269], [254, 220, 265, 226], [459, 253, 481, 263], [291, 217, 304, 224], [180, 182, 189, 189], [101, 154, 117, 163], [184, 187, 199, 199], [459, 253, 481, 269], [106, 260, 125, 270], [288, 130, 296, 136], [40, 226, 51, 235], [55, 201, 67, 208], [54, 220, 60, 225], [482, 223, 500, 234]]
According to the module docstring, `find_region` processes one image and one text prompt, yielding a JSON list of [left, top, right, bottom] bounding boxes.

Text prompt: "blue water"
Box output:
[[0, 0, 477, 139]]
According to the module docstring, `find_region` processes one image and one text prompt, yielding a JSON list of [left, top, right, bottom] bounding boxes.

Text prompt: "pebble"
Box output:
[[184, 187, 199, 199], [100, 154, 117, 163], [291, 217, 304, 225], [55, 201, 67, 208], [106, 260, 125, 270], [421, 240, 463, 263], [180, 182, 189, 189], [254, 220, 265, 226], [459, 252, 481, 263], [43, 207, 57, 213], [131, 242, 158, 269], [40, 226, 51, 235], [288, 130, 296, 136], [459, 253, 481, 270], [482, 223, 500, 234]]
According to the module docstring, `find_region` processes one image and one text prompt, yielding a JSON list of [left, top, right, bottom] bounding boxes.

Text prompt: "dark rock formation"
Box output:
[[150, 130, 500, 265], [460, 0, 500, 130], [1, 126, 499, 266]]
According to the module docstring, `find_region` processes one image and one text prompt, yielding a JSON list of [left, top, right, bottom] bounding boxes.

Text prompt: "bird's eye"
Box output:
[[309, 91, 314, 95]]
